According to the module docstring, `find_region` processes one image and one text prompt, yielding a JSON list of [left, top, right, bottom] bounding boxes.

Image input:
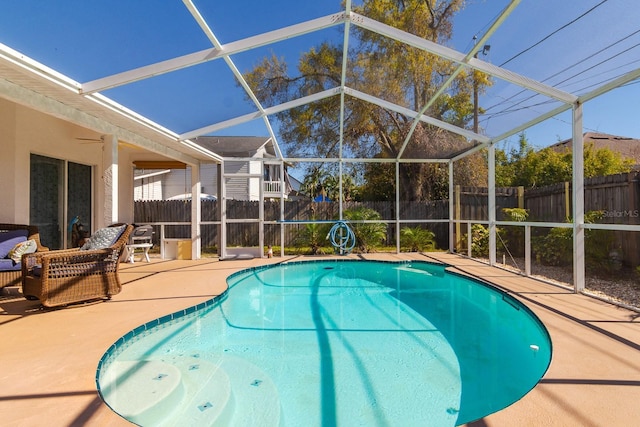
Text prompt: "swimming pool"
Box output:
[[97, 259, 552, 426]]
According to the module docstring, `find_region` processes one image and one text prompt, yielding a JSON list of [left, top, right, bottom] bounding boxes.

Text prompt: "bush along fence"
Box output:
[[134, 172, 639, 264], [466, 172, 640, 268], [524, 172, 639, 268]]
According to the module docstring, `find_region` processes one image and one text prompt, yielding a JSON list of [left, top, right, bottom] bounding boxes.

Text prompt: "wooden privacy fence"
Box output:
[[525, 172, 640, 266], [134, 199, 452, 249], [526, 172, 640, 223], [134, 172, 639, 264], [456, 186, 523, 220]]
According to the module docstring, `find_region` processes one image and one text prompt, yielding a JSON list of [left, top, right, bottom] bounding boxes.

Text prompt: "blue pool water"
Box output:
[[97, 260, 552, 426]]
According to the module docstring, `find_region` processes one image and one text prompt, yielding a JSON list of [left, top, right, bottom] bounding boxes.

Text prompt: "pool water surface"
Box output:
[[97, 260, 552, 426]]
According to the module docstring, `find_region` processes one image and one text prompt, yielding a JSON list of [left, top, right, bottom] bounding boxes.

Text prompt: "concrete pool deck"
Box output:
[[0, 253, 638, 426]]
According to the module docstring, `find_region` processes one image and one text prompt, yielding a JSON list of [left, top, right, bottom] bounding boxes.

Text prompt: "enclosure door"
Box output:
[[30, 154, 92, 249]]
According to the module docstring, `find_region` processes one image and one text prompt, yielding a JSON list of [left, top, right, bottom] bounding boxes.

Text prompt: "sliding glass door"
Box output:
[[30, 154, 92, 249]]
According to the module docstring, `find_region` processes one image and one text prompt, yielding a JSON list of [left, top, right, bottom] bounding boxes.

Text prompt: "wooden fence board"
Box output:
[[134, 172, 639, 265], [523, 172, 639, 266]]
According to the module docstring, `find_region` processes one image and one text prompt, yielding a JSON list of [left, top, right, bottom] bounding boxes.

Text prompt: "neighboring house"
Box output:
[[286, 175, 306, 200], [134, 136, 293, 201], [549, 132, 640, 168]]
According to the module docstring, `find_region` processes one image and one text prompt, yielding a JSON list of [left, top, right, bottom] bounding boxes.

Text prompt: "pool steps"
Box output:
[[99, 360, 188, 423], [216, 355, 282, 426], [102, 355, 282, 426]]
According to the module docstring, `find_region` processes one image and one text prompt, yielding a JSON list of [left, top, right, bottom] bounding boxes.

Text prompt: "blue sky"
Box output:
[[451, 0, 640, 149], [1, 0, 638, 155]]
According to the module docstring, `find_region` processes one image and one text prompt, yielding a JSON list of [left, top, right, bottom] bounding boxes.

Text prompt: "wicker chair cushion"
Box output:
[[0, 229, 28, 258], [0, 258, 21, 271], [80, 225, 126, 251]]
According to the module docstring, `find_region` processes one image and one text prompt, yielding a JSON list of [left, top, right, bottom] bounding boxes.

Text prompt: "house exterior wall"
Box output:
[[225, 161, 251, 201], [0, 98, 18, 220], [116, 148, 136, 225], [164, 169, 193, 198], [0, 98, 134, 229], [134, 161, 265, 202], [249, 159, 261, 200], [133, 158, 289, 202], [134, 163, 219, 200], [134, 173, 164, 200], [200, 164, 218, 196]]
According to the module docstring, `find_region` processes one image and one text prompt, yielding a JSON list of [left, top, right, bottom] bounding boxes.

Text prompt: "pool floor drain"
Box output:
[[198, 402, 213, 411]]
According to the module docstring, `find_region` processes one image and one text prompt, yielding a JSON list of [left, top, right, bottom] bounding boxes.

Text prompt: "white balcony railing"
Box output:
[[263, 180, 282, 194]]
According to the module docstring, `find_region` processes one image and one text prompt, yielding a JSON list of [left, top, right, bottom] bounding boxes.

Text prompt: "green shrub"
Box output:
[[400, 226, 437, 252], [470, 224, 490, 257], [293, 221, 331, 255], [533, 210, 619, 272], [502, 207, 528, 222], [501, 208, 529, 256], [343, 207, 387, 253], [584, 211, 618, 273], [532, 226, 572, 266], [466, 224, 509, 258]]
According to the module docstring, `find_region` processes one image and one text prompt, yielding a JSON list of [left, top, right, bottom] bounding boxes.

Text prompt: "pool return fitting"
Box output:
[[327, 220, 356, 255]]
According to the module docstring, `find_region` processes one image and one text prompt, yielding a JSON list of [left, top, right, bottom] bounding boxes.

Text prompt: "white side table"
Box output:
[[125, 243, 153, 263]]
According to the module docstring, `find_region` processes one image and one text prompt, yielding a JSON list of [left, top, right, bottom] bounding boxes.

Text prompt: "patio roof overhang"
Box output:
[[0, 43, 223, 165]]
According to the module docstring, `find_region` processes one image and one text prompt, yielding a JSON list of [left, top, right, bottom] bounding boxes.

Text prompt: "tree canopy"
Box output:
[[496, 133, 635, 188], [300, 166, 359, 201], [243, 0, 490, 201]]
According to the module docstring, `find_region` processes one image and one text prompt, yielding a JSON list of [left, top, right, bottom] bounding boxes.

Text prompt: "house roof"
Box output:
[[193, 136, 274, 158], [550, 132, 640, 164]]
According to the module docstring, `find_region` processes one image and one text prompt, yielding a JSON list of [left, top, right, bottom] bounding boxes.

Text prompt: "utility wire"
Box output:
[[484, 28, 640, 113], [565, 67, 640, 95], [553, 44, 640, 90], [468, 0, 629, 137], [499, 0, 610, 67], [484, 53, 640, 119], [480, 68, 640, 132], [465, 0, 613, 133], [464, 8, 505, 52]]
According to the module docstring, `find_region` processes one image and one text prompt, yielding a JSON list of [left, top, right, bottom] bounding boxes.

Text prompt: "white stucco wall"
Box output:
[[0, 98, 139, 229], [0, 98, 18, 221]]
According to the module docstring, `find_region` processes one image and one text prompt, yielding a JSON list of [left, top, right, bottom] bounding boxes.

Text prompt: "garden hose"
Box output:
[[327, 220, 356, 255]]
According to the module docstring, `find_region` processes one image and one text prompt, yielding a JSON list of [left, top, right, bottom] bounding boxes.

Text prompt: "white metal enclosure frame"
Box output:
[[1, 0, 639, 292]]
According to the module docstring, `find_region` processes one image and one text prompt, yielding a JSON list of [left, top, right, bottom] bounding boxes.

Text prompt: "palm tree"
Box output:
[[400, 227, 437, 252], [301, 167, 326, 200], [343, 207, 387, 252]]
